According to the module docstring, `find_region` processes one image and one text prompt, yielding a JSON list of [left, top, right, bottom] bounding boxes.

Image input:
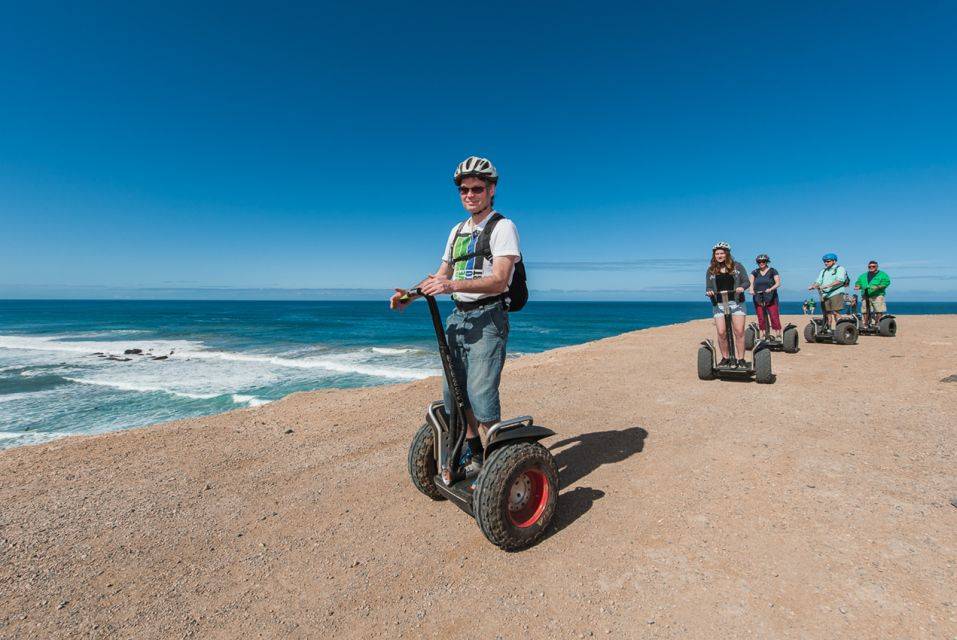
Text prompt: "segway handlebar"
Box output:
[[398, 286, 426, 304], [707, 289, 737, 305]]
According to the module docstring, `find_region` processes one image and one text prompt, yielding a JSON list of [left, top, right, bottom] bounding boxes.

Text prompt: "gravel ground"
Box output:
[[1, 314, 955, 639]]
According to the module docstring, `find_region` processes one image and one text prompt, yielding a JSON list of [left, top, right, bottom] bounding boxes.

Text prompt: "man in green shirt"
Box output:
[[854, 260, 891, 325]]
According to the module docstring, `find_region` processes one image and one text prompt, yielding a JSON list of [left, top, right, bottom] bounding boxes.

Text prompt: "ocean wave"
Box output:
[[0, 390, 57, 404], [231, 394, 271, 407], [1, 334, 436, 381], [0, 334, 201, 356], [370, 347, 424, 356], [64, 377, 221, 400], [183, 350, 436, 380]]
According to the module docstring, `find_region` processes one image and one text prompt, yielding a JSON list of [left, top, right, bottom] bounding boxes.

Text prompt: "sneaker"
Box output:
[[458, 442, 472, 467], [464, 455, 484, 476], [737, 359, 748, 368], [718, 357, 731, 367]]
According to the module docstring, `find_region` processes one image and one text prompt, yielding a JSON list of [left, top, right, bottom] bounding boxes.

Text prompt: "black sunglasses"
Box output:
[[458, 185, 486, 195]]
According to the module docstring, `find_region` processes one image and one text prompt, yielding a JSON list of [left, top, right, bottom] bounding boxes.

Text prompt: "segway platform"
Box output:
[[856, 313, 897, 336], [803, 316, 859, 345], [699, 286, 774, 383], [698, 338, 774, 383], [403, 288, 559, 551], [856, 296, 898, 337], [745, 322, 799, 353]]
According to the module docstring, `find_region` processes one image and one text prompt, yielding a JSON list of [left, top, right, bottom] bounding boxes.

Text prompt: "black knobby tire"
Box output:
[[408, 423, 445, 501], [754, 348, 773, 384], [835, 321, 858, 345], [803, 322, 817, 344], [697, 346, 715, 380], [744, 325, 756, 351], [782, 327, 799, 353], [472, 442, 558, 551], [878, 317, 897, 337]]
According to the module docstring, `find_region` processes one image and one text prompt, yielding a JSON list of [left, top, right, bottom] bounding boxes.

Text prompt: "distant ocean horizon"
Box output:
[[2, 299, 955, 450]]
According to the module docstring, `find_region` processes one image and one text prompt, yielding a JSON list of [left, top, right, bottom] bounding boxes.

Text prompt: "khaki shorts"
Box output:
[[823, 295, 844, 312], [861, 295, 886, 313]]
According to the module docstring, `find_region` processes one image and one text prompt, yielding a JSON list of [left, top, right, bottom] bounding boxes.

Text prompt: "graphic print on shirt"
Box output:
[[451, 230, 486, 281]]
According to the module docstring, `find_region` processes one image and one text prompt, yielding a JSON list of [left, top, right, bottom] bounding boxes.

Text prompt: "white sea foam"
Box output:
[[182, 350, 436, 380], [0, 334, 201, 356], [0, 391, 55, 404], [64, 377, 221, 400], [0, 334, 436, 381], [371, 347, 423, 356], [231, 394, 271, 407]]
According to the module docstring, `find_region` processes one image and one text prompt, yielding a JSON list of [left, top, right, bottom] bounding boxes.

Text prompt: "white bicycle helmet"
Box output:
[[454, 156, 498, 185], [712, 241, 731, 252]]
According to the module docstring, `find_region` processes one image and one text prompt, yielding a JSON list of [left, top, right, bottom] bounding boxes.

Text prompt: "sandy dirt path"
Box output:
[[1, 315, 955, 639]]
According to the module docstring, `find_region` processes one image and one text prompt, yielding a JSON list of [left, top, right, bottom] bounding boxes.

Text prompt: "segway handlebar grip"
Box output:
[[399, 287, 426, 304]]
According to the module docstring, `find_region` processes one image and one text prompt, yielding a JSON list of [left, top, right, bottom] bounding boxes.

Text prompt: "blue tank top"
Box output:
[[751, 267, 779, 303]]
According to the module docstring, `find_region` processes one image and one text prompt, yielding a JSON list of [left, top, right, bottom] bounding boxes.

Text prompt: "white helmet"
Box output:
[[454, 156, 498, 185], [712, 241, 731, 252]]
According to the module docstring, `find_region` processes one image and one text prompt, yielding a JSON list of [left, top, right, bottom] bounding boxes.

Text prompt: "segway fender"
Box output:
[[485, 424, 556, 459]]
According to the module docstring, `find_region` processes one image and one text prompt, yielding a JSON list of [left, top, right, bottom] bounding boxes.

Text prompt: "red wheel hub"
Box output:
[[507, 469, 549, 528]]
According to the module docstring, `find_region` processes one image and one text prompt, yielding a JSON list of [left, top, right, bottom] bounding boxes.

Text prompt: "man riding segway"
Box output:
[[808, 253, 848, 329], [390, 157, 557, 550], [854, 260, 896, 336], [391, 156, 520, 471]]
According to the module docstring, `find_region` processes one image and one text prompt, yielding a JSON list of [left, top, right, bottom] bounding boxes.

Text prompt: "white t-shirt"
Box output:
[[441, 210, 520, 303]]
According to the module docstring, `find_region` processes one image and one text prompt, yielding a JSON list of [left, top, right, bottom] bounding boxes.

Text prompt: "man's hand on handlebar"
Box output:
[[390, 288, 415, 311], [419, 274, 454, 297], [706, 290, 715, 297]]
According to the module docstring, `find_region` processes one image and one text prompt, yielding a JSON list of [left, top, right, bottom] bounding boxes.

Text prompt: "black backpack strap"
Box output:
[[450, 213, 504, 264], [475, 212, 504, 259]]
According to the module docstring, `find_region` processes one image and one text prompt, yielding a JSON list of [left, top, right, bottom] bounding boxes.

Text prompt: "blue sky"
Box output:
[[2, 1, 956, 300]]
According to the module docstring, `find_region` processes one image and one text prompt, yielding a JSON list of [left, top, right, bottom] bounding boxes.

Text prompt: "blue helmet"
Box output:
[[822, 253, 838, 262]]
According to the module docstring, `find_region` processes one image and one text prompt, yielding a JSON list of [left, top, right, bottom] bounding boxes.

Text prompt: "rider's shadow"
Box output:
[[539, 426, 648, 541], [549, 426, 648, 490]]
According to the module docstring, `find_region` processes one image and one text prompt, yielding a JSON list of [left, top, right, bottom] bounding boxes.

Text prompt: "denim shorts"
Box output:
[[442, 302, 509, 424], [713, 300, 747, 318]]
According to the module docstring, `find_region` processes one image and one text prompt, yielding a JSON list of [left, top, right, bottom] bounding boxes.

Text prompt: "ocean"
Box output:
[[1, 299, 955, 449]]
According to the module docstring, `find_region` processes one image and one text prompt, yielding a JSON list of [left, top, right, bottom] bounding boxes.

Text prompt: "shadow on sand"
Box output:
[[541, 426, 648, 540]]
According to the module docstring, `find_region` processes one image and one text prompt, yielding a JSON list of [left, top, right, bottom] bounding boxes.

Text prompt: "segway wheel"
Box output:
[[834, 321, 858, 345], [782, 327, 799, 353], [803, 322, 816, 344], [697, 346, 715, 380], [407, 423, 445, 501], [754, 349, 773, 384], [744, 325, 756, 351], [472, 442, 558, 551], [878, 317, 897, 337]]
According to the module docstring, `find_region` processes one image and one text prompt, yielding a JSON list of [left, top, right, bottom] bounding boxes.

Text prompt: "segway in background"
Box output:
[[804, 288, 859, 345], [698, 282, 774, 383], [856, 290, 897, 337], [401, 287, 558, 550], [745, 291, 799, 353]]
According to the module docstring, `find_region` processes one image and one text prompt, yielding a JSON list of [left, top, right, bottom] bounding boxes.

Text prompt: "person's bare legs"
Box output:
[[714, 316, 730, 360], [463, 408, 495, 441], [732, 314, 747, 360]]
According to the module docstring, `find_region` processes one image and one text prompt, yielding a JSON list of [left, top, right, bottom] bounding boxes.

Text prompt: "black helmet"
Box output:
[[756, 254, 770, 263]]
